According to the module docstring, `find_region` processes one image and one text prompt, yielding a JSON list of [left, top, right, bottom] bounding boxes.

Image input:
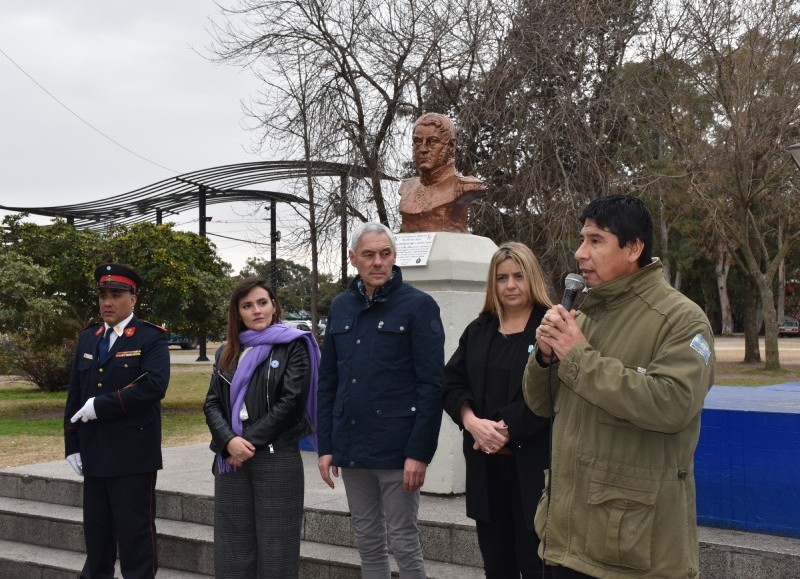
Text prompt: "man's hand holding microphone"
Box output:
[[536, 273, 586, 364]]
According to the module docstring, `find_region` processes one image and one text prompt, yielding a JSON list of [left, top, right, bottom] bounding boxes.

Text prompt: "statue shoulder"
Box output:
[[458, 174, 483, 185], [398, 176, 421, 196]]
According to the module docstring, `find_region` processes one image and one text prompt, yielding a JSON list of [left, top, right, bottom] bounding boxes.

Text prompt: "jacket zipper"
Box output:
[[217, 363, 275, 454], [266, 353, 274, 453]]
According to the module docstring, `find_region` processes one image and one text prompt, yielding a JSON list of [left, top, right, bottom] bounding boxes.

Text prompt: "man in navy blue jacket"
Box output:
[[317, 222, 444, 579], [64, 263, 170, 579]]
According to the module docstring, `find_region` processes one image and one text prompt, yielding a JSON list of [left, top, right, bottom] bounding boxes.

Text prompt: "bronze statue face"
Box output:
[[412, 123, 455, 173]]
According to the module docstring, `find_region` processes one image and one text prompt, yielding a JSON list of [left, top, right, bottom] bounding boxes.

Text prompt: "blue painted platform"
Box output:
[[695, 383, 800, 538]]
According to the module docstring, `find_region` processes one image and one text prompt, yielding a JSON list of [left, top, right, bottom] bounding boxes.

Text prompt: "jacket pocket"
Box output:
[[585, 479, 658, 570], [371, 316, 411, 362], [368, 398, 415, 456], [328, 317, 354, 360]]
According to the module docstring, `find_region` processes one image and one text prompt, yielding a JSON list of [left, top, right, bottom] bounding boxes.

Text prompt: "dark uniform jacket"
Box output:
[[203, 340, 312, 459], [442, 310, 550, 529], [317, 266, 445, 469], [63, 317, 170, 477]]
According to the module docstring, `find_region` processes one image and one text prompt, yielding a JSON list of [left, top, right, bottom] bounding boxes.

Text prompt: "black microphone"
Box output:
[[561, 273, 585, 310]]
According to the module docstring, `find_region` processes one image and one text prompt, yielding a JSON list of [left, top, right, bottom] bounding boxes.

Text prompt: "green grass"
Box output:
[[0, 367, 212, 467], [0, 389, 65, 401], [1, 359, 798, 467], [0, 418, 62, 436]]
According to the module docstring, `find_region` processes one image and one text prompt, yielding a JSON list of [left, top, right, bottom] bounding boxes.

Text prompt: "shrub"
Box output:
[[0, 334, 74, 392]]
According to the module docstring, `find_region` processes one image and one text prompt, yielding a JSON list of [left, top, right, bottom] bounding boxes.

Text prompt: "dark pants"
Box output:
[[80, 472, 158, 579], [548, 567, 595, 579], [213, 448, 304, 579], [475, 454, 547, 579]]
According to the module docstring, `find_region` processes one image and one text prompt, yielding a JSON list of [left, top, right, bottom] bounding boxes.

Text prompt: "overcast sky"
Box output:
[[0, 1, 296, 273]]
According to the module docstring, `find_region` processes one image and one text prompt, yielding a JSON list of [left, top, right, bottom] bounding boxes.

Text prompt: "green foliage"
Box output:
[[0, 218, 231, 338], [239, 257, 339, 315], [0, 250, 79, 391], [0, 215, 103, 323], [0, 334, 74, 392], [0, 217, 231, 389], [103, 222, 231, 337]]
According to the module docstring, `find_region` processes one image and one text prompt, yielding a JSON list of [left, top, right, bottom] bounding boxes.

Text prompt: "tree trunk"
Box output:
[[371, 172, 389, 227], [715, 244, 734, 336], [757, 273, 781, 370], [742, 276, 761, 363], [339, 176, 349, 291], [659, 193, 671, 283], [777, 219, 785, 324]]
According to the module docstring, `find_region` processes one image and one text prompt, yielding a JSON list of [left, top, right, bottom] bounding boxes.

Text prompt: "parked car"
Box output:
[[284, 320, 326, 346], [167, 333, 198, 350], [283, 320, 313, 332], [778, 317, 799, 337]]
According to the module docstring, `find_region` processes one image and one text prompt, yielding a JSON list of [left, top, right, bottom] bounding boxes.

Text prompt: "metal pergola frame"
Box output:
[[0, 160, 393, 230], [0, 159, 397, 360]]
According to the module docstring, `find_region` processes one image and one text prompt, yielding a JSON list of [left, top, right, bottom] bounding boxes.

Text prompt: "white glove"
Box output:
[[71, 398, 97, 423], [66, 453, 83, 476]]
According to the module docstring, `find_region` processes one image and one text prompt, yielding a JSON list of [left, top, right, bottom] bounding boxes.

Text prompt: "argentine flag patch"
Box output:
[[690, 334, 711, 365]]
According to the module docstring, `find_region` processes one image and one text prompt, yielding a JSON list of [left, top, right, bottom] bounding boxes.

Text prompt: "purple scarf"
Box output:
[[219, 323, 320, 473]]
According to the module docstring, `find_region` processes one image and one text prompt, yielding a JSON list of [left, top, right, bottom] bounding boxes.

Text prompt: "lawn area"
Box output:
[[0, 366, 211, 469], [1, 354, 798, 469]]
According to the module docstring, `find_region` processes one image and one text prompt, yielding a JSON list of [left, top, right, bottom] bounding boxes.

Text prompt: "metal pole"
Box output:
[[196, 186, 209, 361], [270, 200, 278, 289]]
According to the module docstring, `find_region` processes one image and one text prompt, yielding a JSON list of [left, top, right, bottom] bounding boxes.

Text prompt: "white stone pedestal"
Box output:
[[400, 232, 498, 494]]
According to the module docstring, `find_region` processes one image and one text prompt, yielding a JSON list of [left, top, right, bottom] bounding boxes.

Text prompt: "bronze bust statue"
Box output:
[[399, 113, 486, 233]]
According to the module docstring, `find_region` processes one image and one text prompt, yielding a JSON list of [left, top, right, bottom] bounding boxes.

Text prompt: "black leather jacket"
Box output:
[[203, 340, 312, 458]]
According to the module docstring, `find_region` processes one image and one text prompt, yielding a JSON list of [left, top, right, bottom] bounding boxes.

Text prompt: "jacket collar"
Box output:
[[581, 258, 663, 311], [350, 265, 403, 307]]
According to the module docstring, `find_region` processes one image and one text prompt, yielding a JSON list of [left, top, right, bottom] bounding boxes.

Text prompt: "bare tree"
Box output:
[[677, 0, 800, 368], [433, 0, 652, 286], [209, 0, 469, 226]]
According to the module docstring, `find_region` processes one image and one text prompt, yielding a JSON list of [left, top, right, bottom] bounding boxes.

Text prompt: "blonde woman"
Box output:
[[442, 242, 553, 578]]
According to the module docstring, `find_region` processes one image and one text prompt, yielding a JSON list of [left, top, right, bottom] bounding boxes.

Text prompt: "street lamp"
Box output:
[[788, 143, 800, 171]]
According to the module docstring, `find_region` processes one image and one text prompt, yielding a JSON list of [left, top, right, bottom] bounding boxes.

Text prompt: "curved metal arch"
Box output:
[[0, 160, 396, 230]]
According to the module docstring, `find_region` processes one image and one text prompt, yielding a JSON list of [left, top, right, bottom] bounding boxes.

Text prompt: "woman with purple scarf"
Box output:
[[204, 277, 320, 578]]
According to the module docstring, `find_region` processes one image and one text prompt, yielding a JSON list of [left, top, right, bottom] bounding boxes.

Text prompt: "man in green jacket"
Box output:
[[524, 195, 715, 579]]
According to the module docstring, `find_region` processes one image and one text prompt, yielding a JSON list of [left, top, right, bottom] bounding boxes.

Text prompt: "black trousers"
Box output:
[[475, 454, 548, 579], [80, 472, 158, 579]]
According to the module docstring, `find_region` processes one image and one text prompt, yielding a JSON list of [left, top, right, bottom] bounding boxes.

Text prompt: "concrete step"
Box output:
[[0, 535, 482, 579], [7, 446, 799, 578], [0, 493, 483, 578], [0, 495, 213, 574], [0, 538, 211, 579], [0, 471, 482, 568], [0, 471, 214, 527]]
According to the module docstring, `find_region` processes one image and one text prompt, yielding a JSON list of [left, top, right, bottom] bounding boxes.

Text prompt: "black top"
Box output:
[[484, 331, 524, 420]]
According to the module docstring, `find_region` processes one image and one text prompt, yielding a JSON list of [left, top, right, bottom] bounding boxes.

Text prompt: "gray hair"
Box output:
[[349, 222, 397, 254]]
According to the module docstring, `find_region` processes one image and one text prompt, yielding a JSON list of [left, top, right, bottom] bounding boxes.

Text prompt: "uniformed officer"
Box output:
[[64, 263, 170, 579]]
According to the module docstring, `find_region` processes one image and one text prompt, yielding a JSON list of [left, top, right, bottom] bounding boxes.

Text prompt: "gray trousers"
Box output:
[[342, 468, 426, 579]]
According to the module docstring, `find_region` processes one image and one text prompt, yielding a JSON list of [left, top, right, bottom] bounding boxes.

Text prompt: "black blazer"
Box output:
[[442, 309, 549, 528], [203, 340, 312, 459], [64, 317, 170, 477]]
